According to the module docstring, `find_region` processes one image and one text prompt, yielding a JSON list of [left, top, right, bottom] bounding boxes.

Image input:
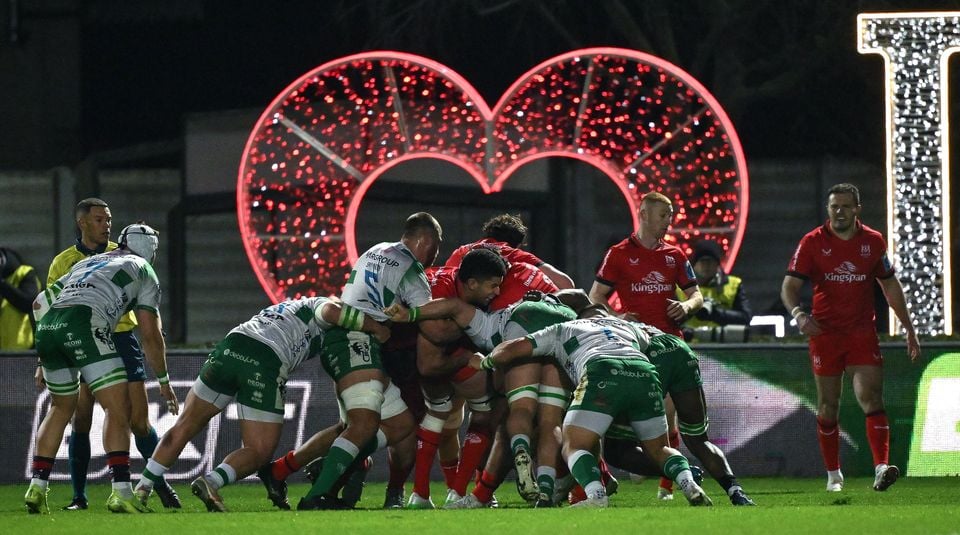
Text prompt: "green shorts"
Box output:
[[566, 358, 666, 440], [194, 333, 285, 423], [646, 334, 702, 395], [35, 306, 127, 395], [320, 327, 383, 383]]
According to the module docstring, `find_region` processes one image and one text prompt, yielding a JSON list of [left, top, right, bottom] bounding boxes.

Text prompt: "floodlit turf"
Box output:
[[2, 477, 958, 534]]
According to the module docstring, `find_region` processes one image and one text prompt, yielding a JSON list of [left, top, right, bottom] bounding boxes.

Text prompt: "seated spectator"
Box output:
[[679, 240, 752, 341]]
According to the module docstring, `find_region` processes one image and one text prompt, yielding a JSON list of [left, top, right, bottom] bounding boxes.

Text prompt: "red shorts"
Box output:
[[808, 328, 882, 376]]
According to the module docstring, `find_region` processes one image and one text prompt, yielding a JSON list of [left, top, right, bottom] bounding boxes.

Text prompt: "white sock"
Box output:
[[207, 462, 238, 490], [538, 466, 557, 480], [30, 478, 48, 491], [828, 469, 843, 480], [727, 484, 743, 497], [511, 434, 531, 453], [874, 463, 888, 475], [112, 481, 134, 498], [675, 469, 696, 497], [584, 481, 605, 499], [139, 458, 171, 491]]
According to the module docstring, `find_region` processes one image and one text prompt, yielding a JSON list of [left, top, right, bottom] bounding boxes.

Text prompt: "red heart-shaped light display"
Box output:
[[238, 48, 748, 303]]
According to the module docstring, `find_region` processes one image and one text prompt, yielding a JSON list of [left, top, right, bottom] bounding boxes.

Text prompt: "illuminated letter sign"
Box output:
[[237, 49, 748, 303], [858, 13, 958, 335]]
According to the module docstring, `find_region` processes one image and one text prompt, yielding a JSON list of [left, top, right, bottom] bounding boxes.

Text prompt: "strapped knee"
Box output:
[[538, 384, 570, 409], [340, 380, 385, 413], [422, 388, 453, 413], [507, 383, 540, 405]]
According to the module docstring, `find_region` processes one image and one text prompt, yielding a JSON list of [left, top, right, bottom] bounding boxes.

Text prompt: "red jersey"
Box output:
[[427, 263, 557, 311], [488, 261, 558, 311], [595, 235, 697, 336], [787, 221, 893, 333], [445, 238, 543, 268]]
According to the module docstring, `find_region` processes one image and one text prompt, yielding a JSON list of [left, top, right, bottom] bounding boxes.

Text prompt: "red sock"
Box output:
[[387, 447, 410, 491], [413, 427, 441, 498], [865, 411, 890, 466], [569, 484, 586, 504], [272, 451, 301, 482], [454, 426, 491, 495], [441, 459, 459, 490], [817, 417, 841, 471], [659, 429, 681, 491], [471, 470, 498, 504]]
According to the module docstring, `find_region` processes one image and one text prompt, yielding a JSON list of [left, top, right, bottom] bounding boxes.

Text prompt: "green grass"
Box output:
[[4, 477, 959, 534]]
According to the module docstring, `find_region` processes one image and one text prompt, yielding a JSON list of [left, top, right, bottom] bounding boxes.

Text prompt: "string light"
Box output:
[[238, 49, 748, 302], [858, 12, 959, 335]]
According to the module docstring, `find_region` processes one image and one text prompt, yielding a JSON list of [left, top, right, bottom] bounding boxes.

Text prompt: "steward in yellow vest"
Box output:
[[0, 247, 42, 349]]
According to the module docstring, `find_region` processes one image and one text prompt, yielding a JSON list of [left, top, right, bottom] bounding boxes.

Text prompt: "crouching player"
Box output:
[[468, 305, 712, 507], [134, 297, 389, 511]]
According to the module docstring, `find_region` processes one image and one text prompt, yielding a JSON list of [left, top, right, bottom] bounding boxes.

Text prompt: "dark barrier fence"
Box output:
[[1, 343, 958, 484]]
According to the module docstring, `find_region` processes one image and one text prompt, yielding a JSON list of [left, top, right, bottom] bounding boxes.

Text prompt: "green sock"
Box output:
[[537, 466, 556, 498], [568, 450, 601, 489], [511, 434, 531, 456], [662, 454, 691, 482], [305, 438, 359, 498]]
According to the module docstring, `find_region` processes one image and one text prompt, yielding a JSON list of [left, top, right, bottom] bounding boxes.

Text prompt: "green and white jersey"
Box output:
[[229, 296, 335, 377], [526, 316, 652, 383], [340, 241, 431, 321], [465, 299, 576, 352], [49, 250, 160, 329]]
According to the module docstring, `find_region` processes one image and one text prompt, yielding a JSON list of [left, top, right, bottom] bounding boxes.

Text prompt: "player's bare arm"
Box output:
[[877, 276, 921, 362], [668, 286, 703, 322], [318, 301, 391, 343], [475, 337, 536, 370], [781, 274, 822, 336], [384, 297, 478, 328], [540, 263, 575, 289], [588, 280, 613, 304], [135, 308, 179, 415]]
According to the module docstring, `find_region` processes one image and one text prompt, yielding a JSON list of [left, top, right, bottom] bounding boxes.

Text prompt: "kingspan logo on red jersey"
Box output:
[[824, 261, 867, 283], [631, 271, 674, 293]]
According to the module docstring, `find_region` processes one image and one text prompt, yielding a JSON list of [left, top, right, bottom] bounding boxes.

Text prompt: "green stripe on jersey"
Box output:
[[296, 305, 315, 325], [346, 269, 357, 284], [111, 269, 134, 288]]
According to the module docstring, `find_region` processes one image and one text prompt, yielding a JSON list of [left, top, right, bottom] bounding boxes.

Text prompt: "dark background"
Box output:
[[2, 0, 959, 167]]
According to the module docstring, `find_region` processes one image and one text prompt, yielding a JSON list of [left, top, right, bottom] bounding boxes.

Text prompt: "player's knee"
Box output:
[[341, 380, 385, 414], [466, 393, 494, 413]]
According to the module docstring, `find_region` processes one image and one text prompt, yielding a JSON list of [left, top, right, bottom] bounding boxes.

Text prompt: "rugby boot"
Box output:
[[684, 484, 713, 507], [297, 494, 349, 510], [570, 488, 608, 508], [304, 457, 324, 485], [155, 480, 182, 509], [443, 494, 488, 509], [257, 464, 290, 510], [443, 488, 463, 507], [62, 496, 88, 511], [826, 471, 844, 492], [383, 487, 405, 509], [873, 464, 900, 491], [191, 476, 227, 512], [106, 490, 149, 513], [24, 483, 50, 515], [729, 489, 756, 506], [513, 449, 540, 501], [341, 456, 372, 507], [405, 491, 435, 509]]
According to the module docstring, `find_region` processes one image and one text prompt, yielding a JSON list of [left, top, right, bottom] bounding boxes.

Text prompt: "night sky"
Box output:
[[76, 0, 960, 161]]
